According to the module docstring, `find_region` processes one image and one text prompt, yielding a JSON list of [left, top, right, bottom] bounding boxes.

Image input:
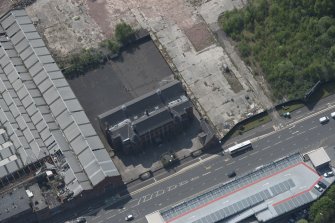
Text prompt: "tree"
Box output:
[[115, 22, 134, 44]]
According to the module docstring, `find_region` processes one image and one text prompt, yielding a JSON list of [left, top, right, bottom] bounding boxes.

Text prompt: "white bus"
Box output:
[[225, 140, 252, 155]]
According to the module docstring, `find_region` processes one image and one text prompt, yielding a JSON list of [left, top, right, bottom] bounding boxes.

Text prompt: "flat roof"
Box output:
[[308, 147, 330, 168], [151, 153, 332, 223]]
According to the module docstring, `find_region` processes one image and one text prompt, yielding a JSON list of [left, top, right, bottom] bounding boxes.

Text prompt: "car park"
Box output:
[[319, 116, 330, 124], [125, 214, 134, 221], [323, 171, 334, 178], [314, 184, 324, 192], [318, 181, 327, 189]]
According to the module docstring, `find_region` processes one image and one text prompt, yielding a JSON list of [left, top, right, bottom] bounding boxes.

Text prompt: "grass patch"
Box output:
[[277, 103, 305, 115], [231, 113, 271, 137]]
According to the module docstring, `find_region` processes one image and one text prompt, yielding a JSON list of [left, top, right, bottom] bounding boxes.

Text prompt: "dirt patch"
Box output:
[[0, 1, 13, 15], [184, 22, 214, 51], [87, 0, 138, 38], [26, 0, 105, 56]]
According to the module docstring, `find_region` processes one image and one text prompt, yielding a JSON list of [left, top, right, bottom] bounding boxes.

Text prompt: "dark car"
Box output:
[[227, 171, 236, 178], [75, 217, 86, 223], [318, 181, 327, 189]]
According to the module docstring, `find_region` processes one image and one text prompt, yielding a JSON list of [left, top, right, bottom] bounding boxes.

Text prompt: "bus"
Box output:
[[224, 140, 252, 155]]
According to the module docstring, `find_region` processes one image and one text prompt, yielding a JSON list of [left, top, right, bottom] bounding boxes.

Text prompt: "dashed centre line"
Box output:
[[308, 126, 317, 131], [262, 146, 271, 151], [202, 172, 211, 176]]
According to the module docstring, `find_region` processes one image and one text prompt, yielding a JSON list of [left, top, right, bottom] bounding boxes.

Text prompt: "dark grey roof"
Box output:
[[98, 79, 185, 128], [100, 80, 192, 143], [0, 10, 119, 196], [133, 107, 172, 135], [0, 187, 32, 222]]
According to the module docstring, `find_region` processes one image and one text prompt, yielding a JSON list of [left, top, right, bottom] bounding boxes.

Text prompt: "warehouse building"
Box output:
[[0, 10, 120, 197]]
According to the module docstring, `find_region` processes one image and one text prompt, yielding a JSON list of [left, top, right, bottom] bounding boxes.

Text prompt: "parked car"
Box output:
[[314, 184, 324, 192], [125, 214, 134, 221], [318, 181, 327, 189], [319, 116, 330, 124], [331, 112, 335, 119], [324, 171, 334, 178], [227, 171, 236, 178], [75, 217, 86, 223], [282, 112, 291, 118]]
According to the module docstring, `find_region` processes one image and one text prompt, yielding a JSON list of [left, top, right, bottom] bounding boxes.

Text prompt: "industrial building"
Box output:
[[146, 152, 335, 223], [0, 9, 120, 198], [98, 80, 194, 153]]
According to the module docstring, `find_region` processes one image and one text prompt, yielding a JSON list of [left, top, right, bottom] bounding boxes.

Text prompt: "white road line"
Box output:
[[297, 131, 306, 135], [215, 167, 223, 171], [308, 126, 317, 130], [202, 172, 211, 176], [262, 146, 270, 151], [107, 215, 115, 219], [227, 161, 235, 166], [286, 136, 293, 140], [250, 151, 259, 156], [274, 141, 281, 146], [288, 125, 295, 129], [238, 156, 247, 161]]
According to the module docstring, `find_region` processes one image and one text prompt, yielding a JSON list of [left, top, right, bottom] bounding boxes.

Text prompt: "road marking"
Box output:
[[297, 131, 305, 136], [250, 151, 259, 156], [308, 126, 317, 130], [129, 154, 220, 196], [215, 167, 223, 171], [274, 141, 281, 146], [190, 176, 200, 181], [107, 215, 115, 219], [289, 125, 295, 129], [202, 172, 211, 176], [262, 146, 270, 151], [291, 131, 299, 134], [238, 156, 247, 161], [205, 165, 211, 170], [227, 161, 235, 166], [286, 136, 293, 140]]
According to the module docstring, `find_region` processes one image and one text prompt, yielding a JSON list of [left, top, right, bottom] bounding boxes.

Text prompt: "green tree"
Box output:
[[115, 22, 134, 44]]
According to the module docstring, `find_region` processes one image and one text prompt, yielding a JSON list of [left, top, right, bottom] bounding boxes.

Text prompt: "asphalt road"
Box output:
[[54, 99, 335, 223]]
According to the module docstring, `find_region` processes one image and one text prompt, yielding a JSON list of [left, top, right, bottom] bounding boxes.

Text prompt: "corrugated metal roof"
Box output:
[[0, 9, 119, 195]]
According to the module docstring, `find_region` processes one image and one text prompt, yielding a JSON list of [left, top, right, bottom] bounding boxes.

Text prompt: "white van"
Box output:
[[319, 116, 329, 124], [331, 112, 335, 119]]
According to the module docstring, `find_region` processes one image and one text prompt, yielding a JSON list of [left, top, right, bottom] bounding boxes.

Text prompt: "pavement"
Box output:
[[49, 95, 335, 223]]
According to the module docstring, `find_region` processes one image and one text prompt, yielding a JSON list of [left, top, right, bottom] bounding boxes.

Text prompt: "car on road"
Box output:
[[318, 181, 327, 189], [314, 184, 324, 192], [323, 171, 334, 178], [125, 214, 134, 221], [227, 171, 236, 178], [75, 217, 86, 223], [331, 112, 335, 119], [319, 116, 330, 124]]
